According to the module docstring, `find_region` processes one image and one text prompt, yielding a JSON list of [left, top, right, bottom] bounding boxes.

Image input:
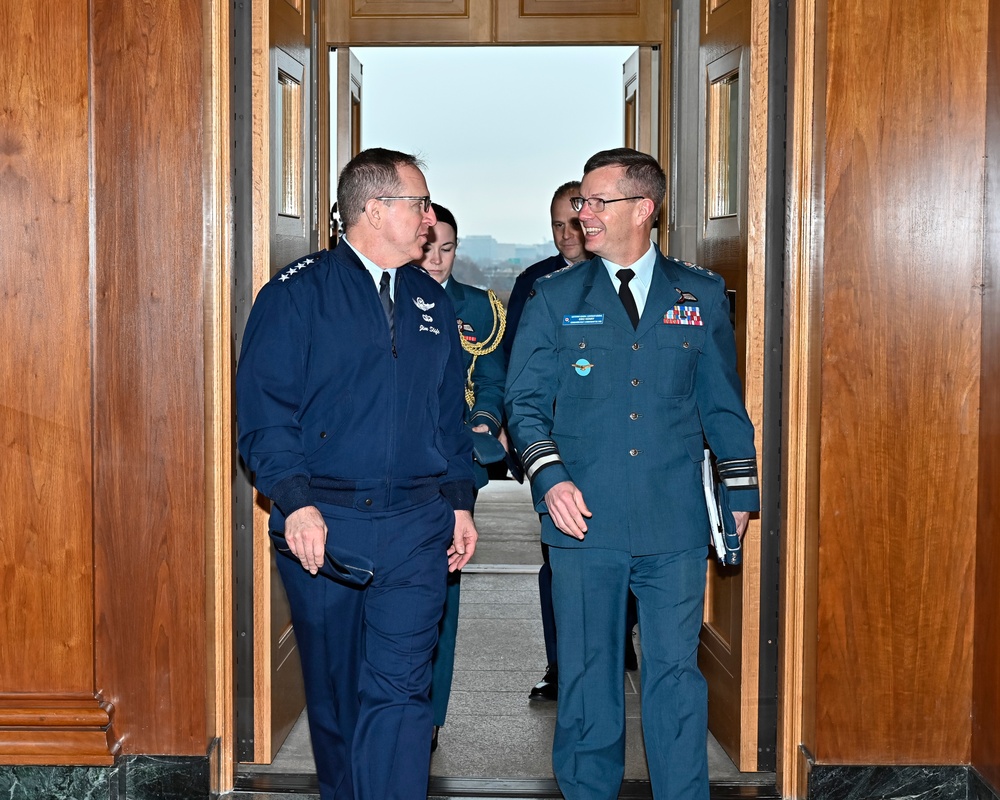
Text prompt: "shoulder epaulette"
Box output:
[[666, 255, 718, 279], [272, 250, 326, 284], [537, 262, 580, 282]]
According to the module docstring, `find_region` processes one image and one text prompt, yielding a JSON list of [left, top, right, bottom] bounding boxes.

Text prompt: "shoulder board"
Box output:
[[665, 255, 718, 279], [537, 262, 579, 282], [272, 250, 326, 284]]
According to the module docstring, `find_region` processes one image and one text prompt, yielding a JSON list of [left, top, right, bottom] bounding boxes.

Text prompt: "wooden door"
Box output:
[[243, 0, 317, 764], [623, 47, 659, 157], [329, 47, 363, 246], [689, 0, 760, 771]]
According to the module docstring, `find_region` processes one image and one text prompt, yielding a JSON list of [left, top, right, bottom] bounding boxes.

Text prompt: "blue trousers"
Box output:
[[549, 545, 709, 800], [429, 570, 461, 726], [274, 495, 454, 800], [539, 541, 558, 665]]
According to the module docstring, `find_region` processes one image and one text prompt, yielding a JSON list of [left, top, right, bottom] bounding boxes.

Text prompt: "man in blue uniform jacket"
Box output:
[[236, 148, 478, 800], [505, 148, 759, 800], [420, 203, 506, 750]]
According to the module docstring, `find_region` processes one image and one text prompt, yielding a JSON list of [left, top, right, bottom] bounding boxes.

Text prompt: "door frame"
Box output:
[[222, 0, 791, 791]]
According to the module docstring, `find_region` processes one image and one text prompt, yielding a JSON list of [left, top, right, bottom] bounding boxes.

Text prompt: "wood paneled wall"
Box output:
[[0, 0, 109, 763], [1, 0, 224, 763], [91, 0, 211, 755], [816, 0, 985, 764], [974, 0, 1000, 787]]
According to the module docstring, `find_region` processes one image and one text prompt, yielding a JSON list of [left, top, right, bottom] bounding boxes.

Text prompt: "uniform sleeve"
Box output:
[[697, 278, 760, 512], [467, 294, 506, 436], [437, 292, 477, 511], [235, 283, 313, 517], [504, 285, 572, 512], [502, 270, 534, 365]]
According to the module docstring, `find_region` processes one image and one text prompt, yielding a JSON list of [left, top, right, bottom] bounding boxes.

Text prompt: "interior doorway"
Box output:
[[230, 3, 776, 784]]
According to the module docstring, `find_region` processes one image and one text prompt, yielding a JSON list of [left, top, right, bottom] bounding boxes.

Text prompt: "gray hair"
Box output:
[[337, 148, 425, 231], [582, 148, 665, 219]]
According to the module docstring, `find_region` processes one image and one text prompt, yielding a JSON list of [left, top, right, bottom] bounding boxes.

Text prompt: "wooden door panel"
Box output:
[[327, 0, 491, 44], [242, 0, 314, 765], [690, 0, 761, 771], [495, 0, 662, 43]]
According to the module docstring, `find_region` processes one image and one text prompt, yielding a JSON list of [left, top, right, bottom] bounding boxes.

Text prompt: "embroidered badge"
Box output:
[[563, 314, 605, 326], [458, 319, 477, 343], [573, 359, 595, 376], [413, 297, 436, 311], [422, 314, 434, 322], [419, 324, 441, 335], [663, 305, 703, 326], [675, 288, 698, 304]]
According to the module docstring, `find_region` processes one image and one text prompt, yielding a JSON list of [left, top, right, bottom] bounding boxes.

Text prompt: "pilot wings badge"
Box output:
[[413, 297, 436, 311]]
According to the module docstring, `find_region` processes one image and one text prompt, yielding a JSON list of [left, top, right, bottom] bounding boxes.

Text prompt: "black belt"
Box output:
[[310, 477, 441, 512]]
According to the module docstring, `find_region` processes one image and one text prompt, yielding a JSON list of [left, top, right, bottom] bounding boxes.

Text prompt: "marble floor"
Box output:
[[231, 480, 777, 798]]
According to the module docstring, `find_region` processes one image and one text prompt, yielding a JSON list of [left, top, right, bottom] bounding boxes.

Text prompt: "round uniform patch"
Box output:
[[574, 358, 594, 376]]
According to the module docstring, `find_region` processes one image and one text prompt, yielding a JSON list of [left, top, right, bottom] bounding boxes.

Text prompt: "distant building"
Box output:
[[460, 235, 500, 264]]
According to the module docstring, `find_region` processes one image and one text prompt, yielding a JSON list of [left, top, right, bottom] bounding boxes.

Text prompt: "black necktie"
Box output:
[[616, 268, 640, 329], [379, 270, 394, 340]]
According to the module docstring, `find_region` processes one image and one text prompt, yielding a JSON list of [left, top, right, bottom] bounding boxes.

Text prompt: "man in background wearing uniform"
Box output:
[[236, 148, 478, 800], [502, 181, 589, 702], [505, 148, 758, 800]]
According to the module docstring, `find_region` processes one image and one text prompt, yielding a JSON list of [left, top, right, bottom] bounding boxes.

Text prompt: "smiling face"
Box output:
[[550, 192, 588, 264], [577, 165, 652, 265], [420, 220, 458, 284]]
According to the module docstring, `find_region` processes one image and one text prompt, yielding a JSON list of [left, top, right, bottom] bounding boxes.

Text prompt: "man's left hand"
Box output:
[[448, 509, 478, 572], [734, 511, 750, 540]]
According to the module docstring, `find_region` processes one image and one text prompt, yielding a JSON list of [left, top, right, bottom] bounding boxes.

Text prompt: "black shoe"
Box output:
[[529, 664, 558, 701], [625, 630, 639, 671], [431, 725, 439, 753]]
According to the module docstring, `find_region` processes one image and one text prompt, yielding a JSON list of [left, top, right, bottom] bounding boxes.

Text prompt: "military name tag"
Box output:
[[663, 305, 703, 326], [562, 314, 604, 326]]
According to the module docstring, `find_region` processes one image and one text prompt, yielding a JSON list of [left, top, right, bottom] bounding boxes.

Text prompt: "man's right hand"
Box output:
[[284, 505, 328, 575], [543, 481, 591, 540]]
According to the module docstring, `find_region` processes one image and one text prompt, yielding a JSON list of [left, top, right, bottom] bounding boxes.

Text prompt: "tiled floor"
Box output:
[[235, 480, 776, 796]]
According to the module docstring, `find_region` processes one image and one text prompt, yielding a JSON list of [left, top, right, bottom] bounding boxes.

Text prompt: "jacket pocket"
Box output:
[[654, 327, 705, 398], [557, 327, 615, 400], [303, 389, 353, 456]]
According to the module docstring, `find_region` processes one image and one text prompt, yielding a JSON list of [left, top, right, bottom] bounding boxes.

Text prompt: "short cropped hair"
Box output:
[[582, 148, 666, 219], [337, 148, 425, 231], [430, 203, 458, 237], [551, 180, 582, 206]]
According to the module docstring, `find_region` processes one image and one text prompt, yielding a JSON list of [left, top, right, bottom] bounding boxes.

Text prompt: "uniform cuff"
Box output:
[[529, 461, 572, 512], [469, 409, 501, 436], [268, 474, 312, 517]]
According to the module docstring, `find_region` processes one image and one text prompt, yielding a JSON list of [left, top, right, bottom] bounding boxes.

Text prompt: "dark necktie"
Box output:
[[616, 268, 640, 329], [379, 270, 394, 340]]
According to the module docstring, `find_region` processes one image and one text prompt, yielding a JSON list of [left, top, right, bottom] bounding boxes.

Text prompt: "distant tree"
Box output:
[[452, 255, 490, 288]]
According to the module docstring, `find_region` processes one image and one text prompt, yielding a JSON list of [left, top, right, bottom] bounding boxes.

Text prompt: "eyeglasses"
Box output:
[[375, 196, 432, 212], [569, 196, 644, 213]]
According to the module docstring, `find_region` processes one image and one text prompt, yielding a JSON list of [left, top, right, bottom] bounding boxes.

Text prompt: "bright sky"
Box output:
[[349, 46, 635, 245]]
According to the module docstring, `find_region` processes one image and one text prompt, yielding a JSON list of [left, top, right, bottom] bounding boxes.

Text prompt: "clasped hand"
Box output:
[[283, 505, 478, 574]]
